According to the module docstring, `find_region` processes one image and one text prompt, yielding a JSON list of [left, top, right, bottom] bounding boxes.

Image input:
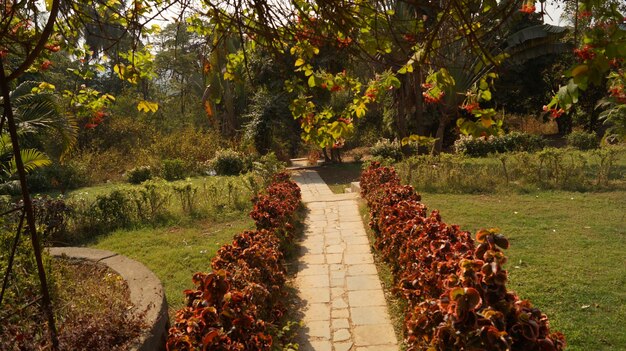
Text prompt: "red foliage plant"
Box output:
[[360, 162, 566, 351], [166, 173, 301, 351], [250, 173, 301, 237]]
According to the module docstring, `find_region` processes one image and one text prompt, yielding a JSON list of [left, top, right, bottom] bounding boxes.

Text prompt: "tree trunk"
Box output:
[[0, 60, 59, 350], [414, 66, 424, 133], [330, 147, 342, 163], [434, 113, 450, 154], [223, 80, 236, 137]]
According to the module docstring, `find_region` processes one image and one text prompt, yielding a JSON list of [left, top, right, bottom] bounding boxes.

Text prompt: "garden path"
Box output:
[[291, 170, 398, 351]]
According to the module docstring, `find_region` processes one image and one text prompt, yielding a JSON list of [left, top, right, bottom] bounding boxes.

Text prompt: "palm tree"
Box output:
[[0, 81, 77, 188]]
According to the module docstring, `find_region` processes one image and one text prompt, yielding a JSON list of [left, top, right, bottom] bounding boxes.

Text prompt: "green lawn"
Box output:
[[319, 159, 625, 349], [88, 218, 254, 318], [51, 174, 257, 319], [420, 191, 626, 351]]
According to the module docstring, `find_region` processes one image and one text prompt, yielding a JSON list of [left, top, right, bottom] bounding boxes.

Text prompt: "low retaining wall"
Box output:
[[48, 247, 169, 351]]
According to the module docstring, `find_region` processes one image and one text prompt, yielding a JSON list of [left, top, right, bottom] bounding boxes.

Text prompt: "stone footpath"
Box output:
[[291, 170, 398, 351]]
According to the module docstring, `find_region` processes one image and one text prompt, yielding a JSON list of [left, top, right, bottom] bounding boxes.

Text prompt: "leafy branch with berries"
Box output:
[[544, 0, 625, 141]]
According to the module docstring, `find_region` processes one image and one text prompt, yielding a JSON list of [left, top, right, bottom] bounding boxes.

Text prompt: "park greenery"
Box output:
[[0, 0, 625, 350]]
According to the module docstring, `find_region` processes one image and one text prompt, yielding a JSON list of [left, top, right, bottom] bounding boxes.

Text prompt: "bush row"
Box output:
[[125, 152, 285, 185], [454, 132, 546, 157], [0, 176, 258, 246], [565, 130, 599, 150], [394, 146, 623, 193], [360, 162, 566, 351], [13, 150, 283, 196], [166, 172, 301, 351]]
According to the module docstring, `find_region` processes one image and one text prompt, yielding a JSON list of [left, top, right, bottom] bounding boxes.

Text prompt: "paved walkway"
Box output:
[[291, 170, 398, 351]]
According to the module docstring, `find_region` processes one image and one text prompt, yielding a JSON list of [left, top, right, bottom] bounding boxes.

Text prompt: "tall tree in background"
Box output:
[[188, 0, 580, 152], [544, 0, 625, 140]]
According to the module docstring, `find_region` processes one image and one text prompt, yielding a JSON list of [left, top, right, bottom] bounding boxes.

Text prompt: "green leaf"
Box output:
[[295, 58, 305, 67], [354, 103, 367, 118], [571, 64, 588, 77], [8, 149, 51, 176], [388, 76, 401, 88], [137, 100, 159, 113], [38, 82, 55, 91], [308, 75, 316, 88], [479, 80, 489, 90], [328, 121, 344, 139], [481, 90, 492, 101], [113, 64, 124, 79]]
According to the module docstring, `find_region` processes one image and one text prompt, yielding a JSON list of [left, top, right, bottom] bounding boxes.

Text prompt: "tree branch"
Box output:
[[7, 0, 61, 81]]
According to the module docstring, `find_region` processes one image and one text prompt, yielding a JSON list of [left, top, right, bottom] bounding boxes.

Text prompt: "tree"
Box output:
[[187, 0, 578, 154], [0, 1, 175, 348], [544, 0, 626, 141], [0, 81, 77, 192]]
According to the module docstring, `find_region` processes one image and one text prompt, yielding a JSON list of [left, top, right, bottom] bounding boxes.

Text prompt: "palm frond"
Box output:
[[6, 149, 52, 176], [0, 133, 13, 157], [6, 81, 78, 157], [505, 24, 569, 48]]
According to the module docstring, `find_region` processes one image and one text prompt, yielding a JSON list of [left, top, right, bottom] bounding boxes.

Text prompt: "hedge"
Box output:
[[166, 172, 301, 350], [360, 162, 566, 351]]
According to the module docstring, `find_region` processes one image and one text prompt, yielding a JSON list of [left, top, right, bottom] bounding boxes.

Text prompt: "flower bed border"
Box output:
[[48, 247, 169, 351], [166, 172, 301, 350], [360, 162, 566, 351]]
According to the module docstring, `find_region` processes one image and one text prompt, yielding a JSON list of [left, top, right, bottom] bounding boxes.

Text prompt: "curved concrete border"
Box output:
[[48, 247, 169, 351]]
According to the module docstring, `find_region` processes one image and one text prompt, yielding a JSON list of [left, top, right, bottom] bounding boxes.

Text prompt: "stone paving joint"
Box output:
[[293, 170, 399, 351]]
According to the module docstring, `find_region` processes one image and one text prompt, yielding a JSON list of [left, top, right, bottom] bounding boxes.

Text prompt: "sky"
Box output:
[[150, 0, 571, 26], [542, 1, 568, 26]]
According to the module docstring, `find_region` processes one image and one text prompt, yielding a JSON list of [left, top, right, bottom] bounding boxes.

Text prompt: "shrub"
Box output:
[[92, 190, 134, 231], [211, 149, 245, 176], [250, 152, 286, 190], [167, 172, 301, 350], [31, 195, 70, 244], [162, 159, 188, 181], [454, 132, 545, 157], [370, 138, 404, 161], [70, 148, 155, 183], [131, 179, 173, 222], [360, 162, 566, 351], [172, 181, 198, 215], [566, 130, 599, 150], [0, 225, 49, 314], [126, 166, 153, 184], [27, 162, 89, 193], [150, 127, 221, 172], [393, 146, 622, 193], [250, 174, 301, 240]]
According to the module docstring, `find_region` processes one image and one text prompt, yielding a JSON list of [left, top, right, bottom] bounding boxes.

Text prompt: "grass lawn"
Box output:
[[419, 191, 626, 351], [88, 218, 254, 318], [51, 174, 257, 319], [324, 157, 626, 349]]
